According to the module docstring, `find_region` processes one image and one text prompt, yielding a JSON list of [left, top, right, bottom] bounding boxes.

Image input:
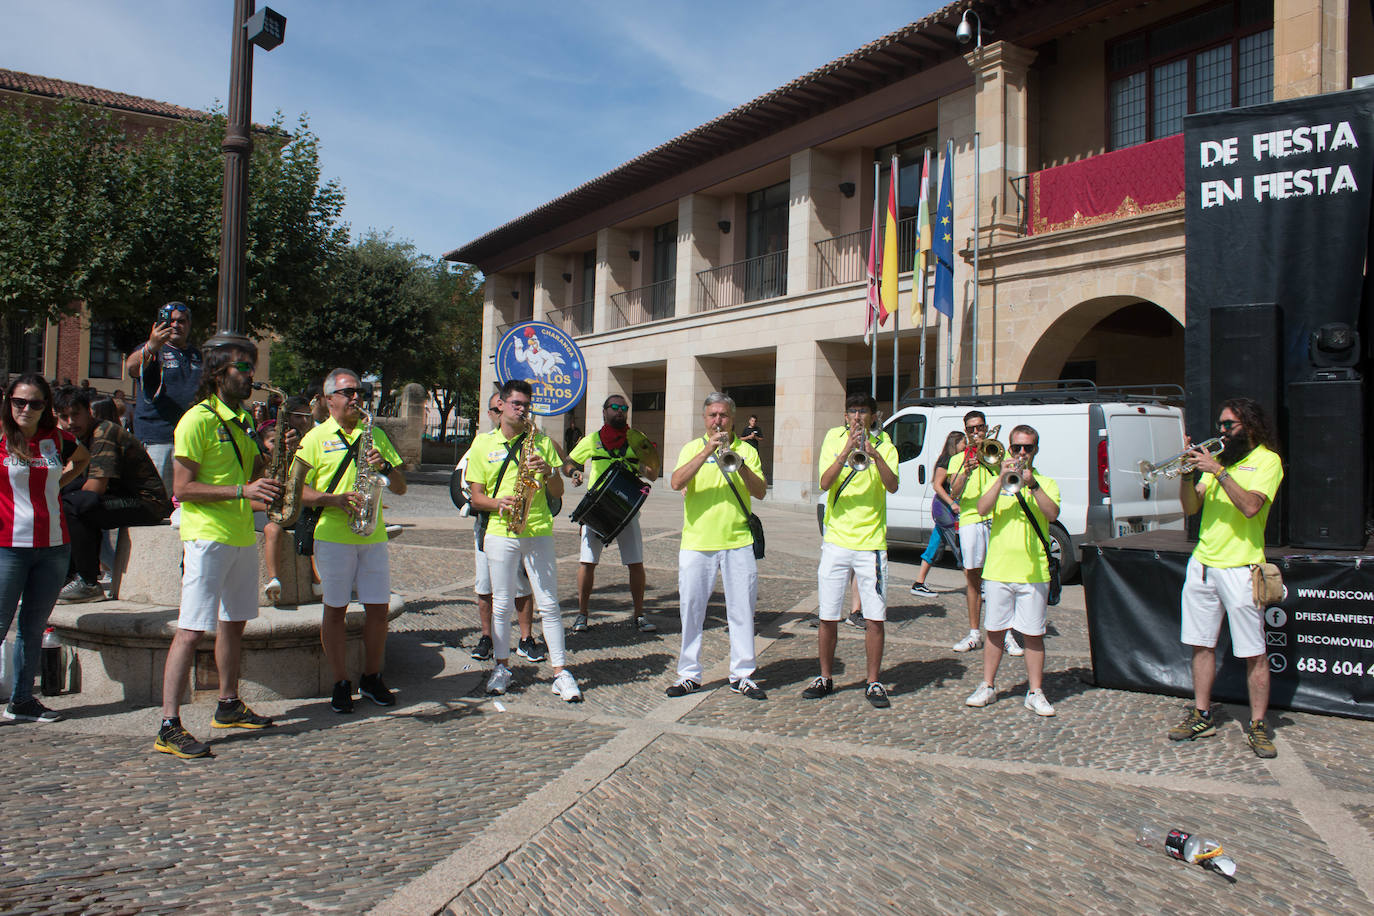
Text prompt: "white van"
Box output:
[[874, 386, 1188, 579]]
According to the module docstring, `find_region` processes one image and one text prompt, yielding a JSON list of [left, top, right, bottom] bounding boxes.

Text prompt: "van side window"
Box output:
[[892, 415, 926, 463]]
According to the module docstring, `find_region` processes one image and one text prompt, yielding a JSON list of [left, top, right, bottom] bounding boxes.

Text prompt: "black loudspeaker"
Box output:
[[1287, 378, 1368, 548], [1210, 303, 1284, 545]]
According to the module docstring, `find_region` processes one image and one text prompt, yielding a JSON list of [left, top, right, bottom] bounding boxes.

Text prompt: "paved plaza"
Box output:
[[3, 469, 1373, 914]]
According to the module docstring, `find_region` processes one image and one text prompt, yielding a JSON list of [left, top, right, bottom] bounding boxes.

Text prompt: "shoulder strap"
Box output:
[[201, 401, 251, 485], [1014, 490, 1053, 560], [717, 443, 752, 520], [319, 431, 360, 495], [490, 432, 526, 495]]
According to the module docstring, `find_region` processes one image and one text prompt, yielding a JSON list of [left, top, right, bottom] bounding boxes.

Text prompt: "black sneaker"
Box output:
[[471, 634, 494, 661], [801, 676, 834, 700], [665, 678, 700, 697], [154, 724, 211, 759], [865, 682, 891, 708], [909, 582, 936, 596], [359, 673, 395, 707], [331, 679, 354, 714], [211, 699, 274, 729], [4, 697, 64, 723], [730, 677, 767, 700], [843, 611, 867, 630], [515, 636, 546, 663]]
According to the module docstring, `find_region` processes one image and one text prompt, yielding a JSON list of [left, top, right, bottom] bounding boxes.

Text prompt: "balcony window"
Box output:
[[651, 219, 677, 320], [1107, 0, 1272, 150], [744, 181, 789, 302]]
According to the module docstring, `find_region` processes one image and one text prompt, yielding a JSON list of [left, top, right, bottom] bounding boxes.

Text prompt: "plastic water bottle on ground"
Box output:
[[1136, 824, 1237, 876]]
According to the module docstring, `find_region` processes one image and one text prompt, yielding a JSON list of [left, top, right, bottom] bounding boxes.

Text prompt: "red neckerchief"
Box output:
[[598, 424, 628, 452]]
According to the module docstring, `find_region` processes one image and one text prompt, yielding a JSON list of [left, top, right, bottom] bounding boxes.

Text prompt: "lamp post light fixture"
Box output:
[[956, 9, 985, 51], [717, 220, 731, 234], [206, 0, 287, 356]]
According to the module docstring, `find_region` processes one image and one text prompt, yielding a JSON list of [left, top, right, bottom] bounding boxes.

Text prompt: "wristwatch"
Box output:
[[1028, 479, 1040, 491]]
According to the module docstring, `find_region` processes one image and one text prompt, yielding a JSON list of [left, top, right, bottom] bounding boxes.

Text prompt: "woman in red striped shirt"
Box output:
[[0, 374, 89, 723]]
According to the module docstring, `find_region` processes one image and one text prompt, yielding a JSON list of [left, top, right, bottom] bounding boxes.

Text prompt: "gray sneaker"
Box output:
[[57, 577, 104, 604]]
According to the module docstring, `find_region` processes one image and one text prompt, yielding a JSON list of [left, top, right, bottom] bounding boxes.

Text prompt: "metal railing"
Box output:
[[814, 215, 920, 289], [545, 299, 594, 337], [608, 279, 676, 330], [694, 250, 788, 311], [1009, 175, 1029, 237]]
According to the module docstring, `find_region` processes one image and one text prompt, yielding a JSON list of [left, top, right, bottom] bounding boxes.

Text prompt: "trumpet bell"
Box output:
[[846, 450, 871, 472], [716, 447, 743, 474]]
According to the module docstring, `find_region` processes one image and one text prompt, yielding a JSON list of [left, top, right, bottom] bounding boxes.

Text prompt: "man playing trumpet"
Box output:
[[668, 392, 767, 699], [466, 380, 582, 702], [965, 425, 1061, 717], [806, 394, 899, 707], [562, 394, 660, 634]]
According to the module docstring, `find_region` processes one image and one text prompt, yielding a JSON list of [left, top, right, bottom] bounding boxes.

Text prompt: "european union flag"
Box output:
[[932, 139, 955, 319]]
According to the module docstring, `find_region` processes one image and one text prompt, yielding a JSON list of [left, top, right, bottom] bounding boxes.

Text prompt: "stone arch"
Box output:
[[1021, 297, 1184, 387]]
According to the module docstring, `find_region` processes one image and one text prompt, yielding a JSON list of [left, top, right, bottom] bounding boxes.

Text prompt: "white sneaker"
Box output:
[[1005, 632, 1025, 657], [551, 670, 583, 703], [485, 663, 513, 695], [263, 577, 281, 605], [952, 631, 982, 653], [1024, 689, 1056, 716], [571, 614, 589, 633], [965, 683, 996, 707]]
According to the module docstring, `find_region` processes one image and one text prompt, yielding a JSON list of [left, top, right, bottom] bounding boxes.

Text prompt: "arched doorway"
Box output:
[[1021, 298, 1183, 387]]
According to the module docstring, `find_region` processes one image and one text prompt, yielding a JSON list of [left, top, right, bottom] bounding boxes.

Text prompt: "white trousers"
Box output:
[[485, 534, 566, 667], [676, 547, 757, 682]]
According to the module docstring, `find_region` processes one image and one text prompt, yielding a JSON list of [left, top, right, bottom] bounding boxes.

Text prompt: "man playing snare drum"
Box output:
[[562, 394, 660, 634]]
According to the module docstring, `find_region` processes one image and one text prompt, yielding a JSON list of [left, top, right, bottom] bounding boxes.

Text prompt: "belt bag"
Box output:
[[1251, 562, 1286, 607], [296, 434, 359, 556]]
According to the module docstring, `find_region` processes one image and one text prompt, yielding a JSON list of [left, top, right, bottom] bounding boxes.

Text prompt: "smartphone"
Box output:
[[157, 305, 177, 326]]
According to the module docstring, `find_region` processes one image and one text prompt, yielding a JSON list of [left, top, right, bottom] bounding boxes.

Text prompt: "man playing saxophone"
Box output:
[[466, 379, 582, 702], [297, 369, 407, 714]]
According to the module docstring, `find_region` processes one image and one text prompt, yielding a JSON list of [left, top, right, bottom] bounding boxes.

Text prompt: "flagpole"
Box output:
[[890, 155, 900, 413], [971, 129, 980, 391], [915, 149, 931, 398], [870, 160, 879, 400]]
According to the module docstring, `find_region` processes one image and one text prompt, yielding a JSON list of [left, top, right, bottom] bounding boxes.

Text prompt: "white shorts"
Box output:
[[474, 526, 530, 598], [959, 519, 990, 569], [179, 540, 259, 631], [817, 542, 887, 622], [1180, 557, 1265, 658], [315, 540, 391, 607], [983, 579, 1049, 636], [579, 515, 644, 565]]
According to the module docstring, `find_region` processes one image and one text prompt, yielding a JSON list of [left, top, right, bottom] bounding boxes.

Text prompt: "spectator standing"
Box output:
[[124, 301, 202, 486]]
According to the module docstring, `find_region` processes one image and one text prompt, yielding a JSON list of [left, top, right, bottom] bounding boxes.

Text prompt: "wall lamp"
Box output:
[[956, 9, 988, 50], [510, 290, 520, 299], [628, 249, 640, 261], [562, 272, 573, 282], [838, 181, 856, 198], [717, 220, 731, 233]]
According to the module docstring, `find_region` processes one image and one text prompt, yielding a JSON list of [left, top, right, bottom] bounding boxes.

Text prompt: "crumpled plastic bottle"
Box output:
[[1136, 824, 1237, 876]]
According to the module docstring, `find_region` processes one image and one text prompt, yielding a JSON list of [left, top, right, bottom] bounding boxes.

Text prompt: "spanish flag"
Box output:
[[879, 155, 899, 325]]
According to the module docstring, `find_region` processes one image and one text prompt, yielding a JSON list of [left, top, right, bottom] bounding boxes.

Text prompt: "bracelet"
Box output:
[[1215, 470, 1230, 482], [236, 484, 244, 500]]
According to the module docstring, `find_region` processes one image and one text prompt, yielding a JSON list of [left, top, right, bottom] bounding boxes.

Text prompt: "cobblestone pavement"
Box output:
[[3, 474, 1372, 914]]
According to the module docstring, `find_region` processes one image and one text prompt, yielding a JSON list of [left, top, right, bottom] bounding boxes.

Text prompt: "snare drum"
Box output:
[[570, 463, 651, 544]]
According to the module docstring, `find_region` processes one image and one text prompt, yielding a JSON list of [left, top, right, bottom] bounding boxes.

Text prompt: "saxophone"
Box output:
[[504, 417, 543, 535], [348, 406, 385, 537], [252, 382, 305, 526]]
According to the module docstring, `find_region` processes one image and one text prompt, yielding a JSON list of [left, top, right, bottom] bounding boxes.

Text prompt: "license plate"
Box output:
[[1118, 519, 1148, 536]]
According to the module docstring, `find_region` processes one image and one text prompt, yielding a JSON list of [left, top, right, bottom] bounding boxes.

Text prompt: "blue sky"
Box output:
[[3, 1, 940, 262]]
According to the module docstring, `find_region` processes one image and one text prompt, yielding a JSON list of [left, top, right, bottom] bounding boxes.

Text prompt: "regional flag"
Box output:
[[911, 149, 931, 323], [932, 140, 955, 319], [863, 174, 884, 343]]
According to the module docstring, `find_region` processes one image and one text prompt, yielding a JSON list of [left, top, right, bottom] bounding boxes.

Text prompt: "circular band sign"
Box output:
[[494, 321, 586, 416]]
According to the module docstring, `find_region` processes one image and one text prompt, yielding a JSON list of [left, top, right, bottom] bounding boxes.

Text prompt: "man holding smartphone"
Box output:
[[124, 301, 203, 486]]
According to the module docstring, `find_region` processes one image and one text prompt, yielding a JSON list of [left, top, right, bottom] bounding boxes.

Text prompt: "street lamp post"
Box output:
[[206, 0, 287, 354]]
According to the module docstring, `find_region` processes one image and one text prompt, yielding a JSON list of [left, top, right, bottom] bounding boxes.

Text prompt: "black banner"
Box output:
[[1183, 88, 1374, 437], [1084, 545, 1374, 720]]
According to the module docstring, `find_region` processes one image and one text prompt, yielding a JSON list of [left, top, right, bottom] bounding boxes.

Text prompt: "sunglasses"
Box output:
[[505, 399, 531, 409], [1217, 419, 1238, 432], [229, 360, 254, 373], [1008, 442, 1036, 453], [606, 404, 629, 412], [331, 387, 364, 400], [10, 397, 45, 412], [966, 423, 986, 432], [488, 406, 501, 414]]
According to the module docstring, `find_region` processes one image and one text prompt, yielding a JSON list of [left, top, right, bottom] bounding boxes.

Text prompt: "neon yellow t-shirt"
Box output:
[[820, 426, 899, 551], [173, 396, 258, 546], [1194, 445, 1283, 568], [982, 475, 1062, 584], [568, 430, 648, 490], [298, 417, 402, 545], [676, 436, 763, 551], [465, 427, 560, 539], [952, 452, 995, 526]]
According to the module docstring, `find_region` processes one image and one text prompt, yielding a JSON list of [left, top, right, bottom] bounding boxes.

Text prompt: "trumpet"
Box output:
[[844, 411, 884, 472], [1002, 456, 1027, 494], [1137, 437, 1225, 483], [716, 446, 743, 474]]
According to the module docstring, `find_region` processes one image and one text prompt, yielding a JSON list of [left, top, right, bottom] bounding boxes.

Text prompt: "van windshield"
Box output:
[[889, 414, 926, 463]]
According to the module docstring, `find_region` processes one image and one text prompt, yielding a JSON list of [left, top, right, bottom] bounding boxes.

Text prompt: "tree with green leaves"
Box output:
[[0, 99, 347, 364], [413, 262, 483, 443]]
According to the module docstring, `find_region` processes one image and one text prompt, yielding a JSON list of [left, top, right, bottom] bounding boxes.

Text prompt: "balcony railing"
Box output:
[[608, 279, 675, 330], [545, 299, 594, 337], [814, 215, 919, 289], [694, 251, 788, 311]]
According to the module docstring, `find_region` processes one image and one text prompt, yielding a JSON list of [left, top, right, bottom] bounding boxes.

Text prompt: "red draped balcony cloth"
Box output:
[[1026, 134, 1185, 235]]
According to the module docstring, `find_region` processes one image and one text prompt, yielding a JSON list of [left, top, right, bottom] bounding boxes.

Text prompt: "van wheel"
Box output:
[[1048, 523, 1078, 582]]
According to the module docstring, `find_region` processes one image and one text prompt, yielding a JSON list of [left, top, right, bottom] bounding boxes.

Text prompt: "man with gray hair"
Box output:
[[297, 369, 407, 714], [667, 392, 767, 699]]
